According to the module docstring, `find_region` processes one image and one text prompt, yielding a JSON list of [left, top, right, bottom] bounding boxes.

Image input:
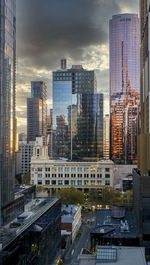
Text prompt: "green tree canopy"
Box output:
[[58, 187, 84, 205]]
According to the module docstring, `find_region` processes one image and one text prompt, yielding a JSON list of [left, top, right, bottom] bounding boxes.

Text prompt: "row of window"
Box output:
[[34, 167, 110, 173], [35, 180, 110, 186], [35, 173, 110, 179]]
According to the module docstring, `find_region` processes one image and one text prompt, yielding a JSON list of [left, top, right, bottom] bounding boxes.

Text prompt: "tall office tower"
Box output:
[[53, 61, 103, 161], [47, 109, 53, 157], [110, 14, 140, 163], [139, 0, 150, 175], [103, 115, 110, 160], [0, 0, 16, 224], [27, 81, 47, 142]]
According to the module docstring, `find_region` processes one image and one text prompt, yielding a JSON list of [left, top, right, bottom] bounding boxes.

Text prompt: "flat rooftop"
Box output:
[[61, 205, 80, 223], [0, 197, 58, 251], [91, 209, 138, 239], [78, 246, 146, 265], [14, 184, 35, 193]]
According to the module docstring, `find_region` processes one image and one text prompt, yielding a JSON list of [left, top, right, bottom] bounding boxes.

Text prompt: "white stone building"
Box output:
[[31, 140, 114, 191]]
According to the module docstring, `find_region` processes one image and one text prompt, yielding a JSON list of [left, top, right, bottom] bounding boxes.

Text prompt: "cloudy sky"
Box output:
[[16, 0, 139, 133]]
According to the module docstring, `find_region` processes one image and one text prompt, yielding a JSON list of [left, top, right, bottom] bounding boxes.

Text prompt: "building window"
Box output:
[[84, 180, 89, 185], [58, 180, 63, 185], [105, 180, 110, 186], [105, 168, 110, 172], [91, 180, 95, 184], [97, 168, 102, 172], [45, 174, 50, 178], [32, 180, 34, 184], [52, 174, 56, 178], [38, 174, 42, 178], [71, 180, 76, 185], [71, 167, 76, 172], [38, 180, 42, 185], [97, 174, 102, 178], [105, 174, 110, 178], [58, 167, 63, 172], [91, 174, 95, 178], [32, 174, 34, 178], [84, 167, 89, 172], [46, 168, 50, 172], [52, 180, 56, 185], [97, 180, 102, 184], [65, 167, 69, 172], [77, 167, 82, 172], [77, 180, 82, 185], [65, 174, 69, 178], [45, 180, 50, 185], [38, 168, 42, 171], [65, 180, 69, 185], [37, 149, 40, 156]]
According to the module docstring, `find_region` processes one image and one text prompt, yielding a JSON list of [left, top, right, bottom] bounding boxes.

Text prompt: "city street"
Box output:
[[63, 212, 96, 265]]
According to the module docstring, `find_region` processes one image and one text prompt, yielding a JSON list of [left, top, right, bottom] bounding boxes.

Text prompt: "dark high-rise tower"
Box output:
[[0, 0, 16, 224], [53, 61, 103, 161], [27, 81, 47, 142], [109, 14, 140, 163]]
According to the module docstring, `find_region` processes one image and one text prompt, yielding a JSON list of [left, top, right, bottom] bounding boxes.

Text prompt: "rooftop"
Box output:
[[32, 158, 114, 165], [91, 208, 138, 239], [61, 205, 80, 223], [0, 197, 58, 251], [78, 246, 146, 265]]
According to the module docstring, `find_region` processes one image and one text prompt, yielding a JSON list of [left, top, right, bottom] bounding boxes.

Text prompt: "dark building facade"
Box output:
[[0, 198, 61, 265], [138, 0, 150, 175], [133, 169, 150, 255], [132, 0, 150, 256], [0, 0, 16, 225], [27, 81, 47, 142], [53, 61, 103, 161]]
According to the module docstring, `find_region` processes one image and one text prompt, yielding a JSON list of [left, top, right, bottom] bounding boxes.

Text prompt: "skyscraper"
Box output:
[[103, 115, 110, 160], [110, 14, 140, 163], [138, 0, 150, 175], [27, 81, 47, 142], [53, 61, 103, 161], [0, 0, 16, 224]]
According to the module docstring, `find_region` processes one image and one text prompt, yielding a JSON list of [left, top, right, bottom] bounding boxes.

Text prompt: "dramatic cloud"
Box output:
[[16, 0, 139, 132]]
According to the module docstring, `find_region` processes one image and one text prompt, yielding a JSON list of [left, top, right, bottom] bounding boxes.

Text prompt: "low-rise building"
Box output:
[[122, 175, 133, 192], [30, 139, 114, 192], [113, 164, 137, 188], [61, 204, 81, 242], [91, 207, 139, 249], [78, 246, 147, 265]]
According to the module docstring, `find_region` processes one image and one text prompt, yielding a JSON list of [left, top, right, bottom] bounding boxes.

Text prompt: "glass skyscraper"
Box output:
[[53, 62, 103, 161], [27, 81, 47, 142], [0, 0, 16, 224], [109, 14, 140, 163]]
